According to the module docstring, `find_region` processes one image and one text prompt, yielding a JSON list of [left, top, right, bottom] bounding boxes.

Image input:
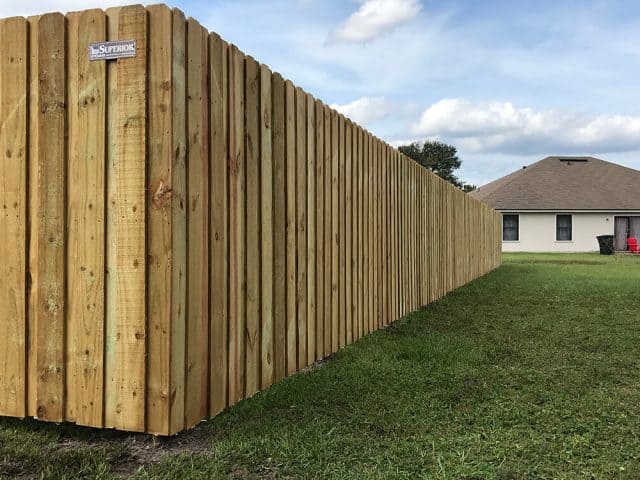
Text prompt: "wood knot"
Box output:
[[152, 180, 173, 209]]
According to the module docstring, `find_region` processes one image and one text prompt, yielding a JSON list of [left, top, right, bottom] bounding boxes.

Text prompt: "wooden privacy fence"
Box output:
[[0, 4, 502, 435]]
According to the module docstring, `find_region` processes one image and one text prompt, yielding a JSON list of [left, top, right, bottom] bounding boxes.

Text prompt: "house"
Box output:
[[470, 156, 640, 252]]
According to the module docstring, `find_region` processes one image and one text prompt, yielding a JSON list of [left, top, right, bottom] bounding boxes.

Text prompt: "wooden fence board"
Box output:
[[285, 80, 297, 376], [31, 12, 66, 423], [186, 18, 210, 426], [306, 93, 316, 366], [168, 8, 188, 434], [338, 115, 346, 348], [314, 100, 324, 361], [323, 105, 332, 355], [209, 31, 229, 415], [66, 9, 106, 427], [0, 16, 28, 419], [228, 46, 246, 404], [345, 121, 353, 344], [245, 56, 260, 397], [108, 5, 148, 431], [104, 6, 120, 428], [330, 110, 339, 352], [271, 73, 287, 383], [295, 87, 307, 369], [260, 64, 274, 389], [146, 3, 173, 435]]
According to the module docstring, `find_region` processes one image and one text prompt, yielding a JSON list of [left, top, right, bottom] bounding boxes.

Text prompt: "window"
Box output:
[[503, 214, 519, 241], [556, 214, 572, 241]]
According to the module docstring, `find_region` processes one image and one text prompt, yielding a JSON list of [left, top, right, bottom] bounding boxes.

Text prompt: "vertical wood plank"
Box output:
[[338, 115, 346, 348], [374, 142, 381, 328], [109, 5, 148, 431], [306, 93, 316, 366], [314, 100, 324, 360], [330, 110, 339, 352], [169, 8, 187, 434], [285, 80, 297, 376], [147, 4, 185, 435], [356, 128, 364, 340], [352, 127, 360, 341], [368, 134, 375, 333], [27, 14, 41, 418], [271, 73, 286, 382], [295, 87, 307, 368], [146, 3, 172, 435], [0, 16, 28, 419], [362, 131, 369, 335], [244, 56, 260, 397], [104, 6, 120, 428], [66, 9, 106, 428], [260, 64, 274, 389], [229, 46, 246, 403], [186, 18, 210, 426], [32, 12, 66, 423], [344, 121, 353, 344], [382, 145, 388, 324], [209, 31, 229, 415], [323, 105, 332, 356]]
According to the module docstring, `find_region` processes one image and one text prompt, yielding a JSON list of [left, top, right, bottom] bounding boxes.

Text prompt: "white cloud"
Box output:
[[329, 0, 422, 43], [411, 98, 640, 155], [330, 96, 391, 125]]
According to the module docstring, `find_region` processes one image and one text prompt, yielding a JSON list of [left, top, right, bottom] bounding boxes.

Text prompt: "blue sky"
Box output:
[[7, 0, 640, 185]]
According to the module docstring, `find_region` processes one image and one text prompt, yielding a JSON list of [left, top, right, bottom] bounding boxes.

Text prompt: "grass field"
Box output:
[[2, 253, 640, 479]]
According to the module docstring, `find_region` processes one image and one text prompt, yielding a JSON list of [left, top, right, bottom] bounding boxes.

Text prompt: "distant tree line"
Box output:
[[398, 140, 475, 192]]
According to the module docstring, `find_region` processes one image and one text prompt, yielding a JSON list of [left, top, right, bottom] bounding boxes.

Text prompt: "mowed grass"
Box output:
[[2, 253, 640, 479]]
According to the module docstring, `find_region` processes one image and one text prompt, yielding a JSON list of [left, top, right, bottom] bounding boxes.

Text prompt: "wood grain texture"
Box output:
[[344, 121, 353, 345], [330, 110, 339, 352], [0, 16, 27, 419], [338, 115, 346, 348], [306, 93, 316, 366], [104, 6, 121, 429], [169, 8, 188, 434], [260, 64, 274, 389], [323, 105, 332, 356], [109, 5, 148, 432], [209, 31, 228, 416], [295, 87, 307, 369], [314, 100, 324, 360], [228, 46, 246, 404], [186, 18, 210, 427], [66, 9, 106, 427], [285, 80, 297, 376], [271, 73, 287, 383], [245, 56, 260, 397], [32, 13, 66, 423]]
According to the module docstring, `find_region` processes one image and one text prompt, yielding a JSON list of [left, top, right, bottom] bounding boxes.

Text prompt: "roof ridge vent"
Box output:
[[558, 157, 588, 163]]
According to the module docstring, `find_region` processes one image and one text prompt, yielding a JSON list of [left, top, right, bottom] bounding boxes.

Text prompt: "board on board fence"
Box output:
[[0, 4, 502, 435]]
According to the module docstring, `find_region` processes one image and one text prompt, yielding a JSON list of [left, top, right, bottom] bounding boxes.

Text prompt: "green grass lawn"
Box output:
[[2, 253, 640, 479]]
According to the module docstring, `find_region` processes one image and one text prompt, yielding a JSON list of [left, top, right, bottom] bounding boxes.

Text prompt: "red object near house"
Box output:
[[628, 237, 639, 253]]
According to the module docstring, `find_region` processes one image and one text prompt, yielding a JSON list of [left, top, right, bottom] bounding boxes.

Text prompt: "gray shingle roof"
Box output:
[[469, 156, 640, 210]]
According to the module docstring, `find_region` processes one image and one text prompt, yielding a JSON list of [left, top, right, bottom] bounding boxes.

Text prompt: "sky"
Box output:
[[3, 0, 640, 186]]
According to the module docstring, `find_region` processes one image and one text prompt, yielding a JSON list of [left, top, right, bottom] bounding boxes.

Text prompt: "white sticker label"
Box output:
[[89, 40, 137, 61]]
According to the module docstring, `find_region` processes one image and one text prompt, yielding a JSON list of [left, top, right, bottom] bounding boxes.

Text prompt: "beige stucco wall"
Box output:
[[501, 212, 638, 252]]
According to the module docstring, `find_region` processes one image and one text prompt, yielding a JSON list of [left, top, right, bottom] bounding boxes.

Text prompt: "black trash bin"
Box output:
[[597, 235, 615, 255]]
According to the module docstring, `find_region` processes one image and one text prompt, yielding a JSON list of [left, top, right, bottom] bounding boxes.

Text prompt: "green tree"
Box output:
[[398, 140, 475, 191]]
